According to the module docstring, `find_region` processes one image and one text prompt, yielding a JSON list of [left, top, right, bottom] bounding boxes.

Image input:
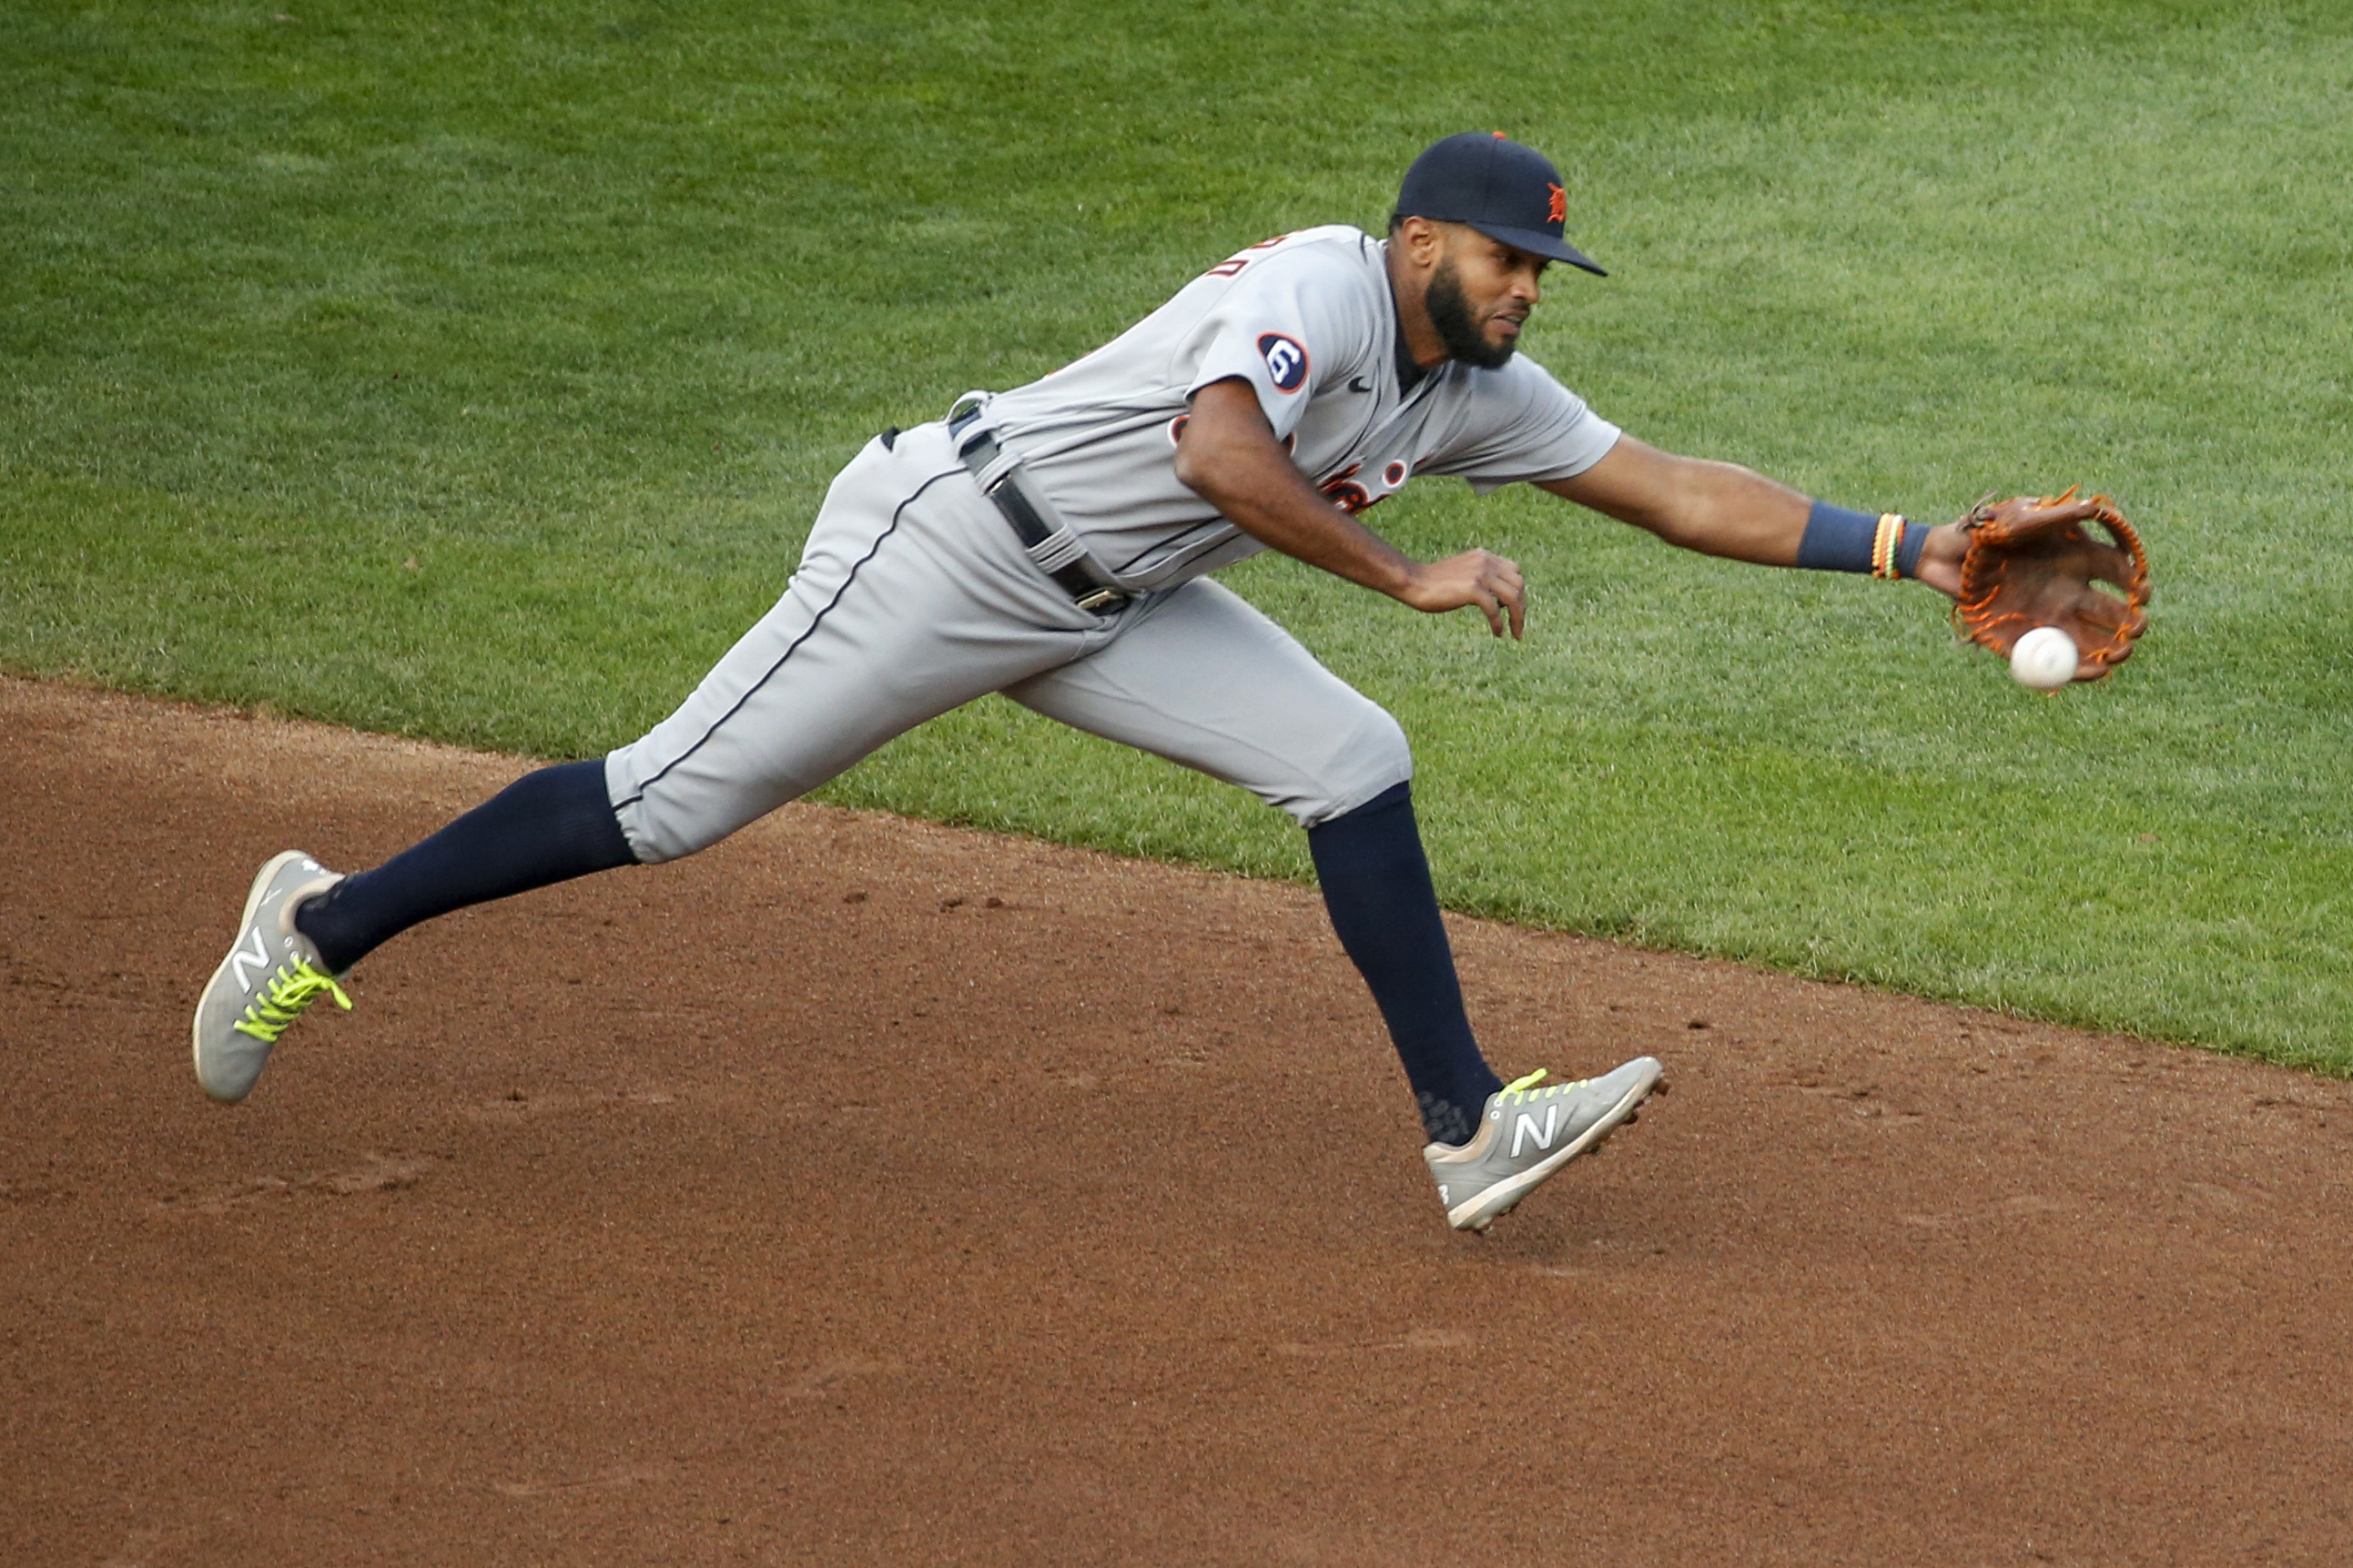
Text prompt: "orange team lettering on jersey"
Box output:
[[1202, 233, 1293, 278], [1320, 463, 1376, 516]]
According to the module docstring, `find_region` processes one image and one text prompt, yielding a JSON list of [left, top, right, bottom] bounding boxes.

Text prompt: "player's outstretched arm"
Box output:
[[1539, 435, 1965, 596], [1177, 378, 1529, 637]]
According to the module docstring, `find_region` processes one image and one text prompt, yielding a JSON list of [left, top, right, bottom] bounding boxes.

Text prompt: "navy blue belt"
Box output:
[[944, 410, 1129, 614]]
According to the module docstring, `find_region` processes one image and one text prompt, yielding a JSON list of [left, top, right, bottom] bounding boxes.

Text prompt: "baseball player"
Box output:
[[193, 132, 1974, 1234]]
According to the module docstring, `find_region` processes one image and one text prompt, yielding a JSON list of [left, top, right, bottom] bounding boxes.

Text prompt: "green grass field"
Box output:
[[6, 1, 2350, 1065]]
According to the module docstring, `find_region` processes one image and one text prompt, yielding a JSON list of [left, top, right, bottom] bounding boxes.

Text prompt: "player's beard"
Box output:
[[1425, 258, 1516, 369]]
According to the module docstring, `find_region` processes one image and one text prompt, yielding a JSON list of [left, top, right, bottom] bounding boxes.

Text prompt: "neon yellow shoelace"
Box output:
[[1501, 1067, 1582, 1103], [233, 960, 352, 1043]]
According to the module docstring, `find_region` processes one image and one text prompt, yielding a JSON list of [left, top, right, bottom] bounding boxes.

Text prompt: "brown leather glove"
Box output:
[[1954, 488, 2149, 682]]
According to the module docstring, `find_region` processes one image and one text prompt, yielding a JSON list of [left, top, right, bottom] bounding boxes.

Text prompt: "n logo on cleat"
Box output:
[[228, 927, 270, 990], [1510, 1106, 1561, 1159]]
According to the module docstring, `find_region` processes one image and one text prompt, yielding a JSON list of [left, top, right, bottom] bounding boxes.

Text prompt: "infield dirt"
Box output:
[[5, 673, 2350, 1565]]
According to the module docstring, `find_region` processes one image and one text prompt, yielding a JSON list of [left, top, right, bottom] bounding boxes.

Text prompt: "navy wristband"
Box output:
[[1796, 501, 1880, 572], [1895, 518, 1929, 580]]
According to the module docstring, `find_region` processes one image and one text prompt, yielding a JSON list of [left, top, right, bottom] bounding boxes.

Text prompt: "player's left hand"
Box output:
[[1910, 521, 1969, 599]]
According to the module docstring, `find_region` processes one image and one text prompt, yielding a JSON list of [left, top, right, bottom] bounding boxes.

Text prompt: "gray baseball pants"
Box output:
[[604, 420, 1413, 865]]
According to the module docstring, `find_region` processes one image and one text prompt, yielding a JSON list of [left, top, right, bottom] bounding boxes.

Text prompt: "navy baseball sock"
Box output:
[[293, 759, 639, 973], [1308, 782, 1503, 1148]]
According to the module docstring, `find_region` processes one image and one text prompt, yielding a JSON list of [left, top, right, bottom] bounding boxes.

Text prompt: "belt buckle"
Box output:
[[1073, 586, 1128, 614]]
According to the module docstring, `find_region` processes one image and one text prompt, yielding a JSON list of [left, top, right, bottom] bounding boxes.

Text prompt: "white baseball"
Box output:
[[2010, 625, 2079, 690]]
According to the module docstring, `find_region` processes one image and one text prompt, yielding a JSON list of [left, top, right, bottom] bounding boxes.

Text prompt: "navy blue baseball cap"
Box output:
[[1396, 132, 1606, 277]]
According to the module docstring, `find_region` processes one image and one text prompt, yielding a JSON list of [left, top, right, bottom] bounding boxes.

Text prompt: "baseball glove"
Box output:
[[1953, 487, 2149, 682]]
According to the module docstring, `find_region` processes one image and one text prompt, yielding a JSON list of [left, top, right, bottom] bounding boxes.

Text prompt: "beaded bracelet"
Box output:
[[1871, 513, 1904, 580]]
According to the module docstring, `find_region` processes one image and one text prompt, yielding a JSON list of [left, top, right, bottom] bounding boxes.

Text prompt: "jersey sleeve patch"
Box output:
[[1256, 333, 1309, 393]]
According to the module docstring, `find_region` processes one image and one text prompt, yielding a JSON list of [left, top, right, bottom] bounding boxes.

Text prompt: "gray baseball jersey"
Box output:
[[979, 224, 1623, 590], [606, 223, 1623, 858]]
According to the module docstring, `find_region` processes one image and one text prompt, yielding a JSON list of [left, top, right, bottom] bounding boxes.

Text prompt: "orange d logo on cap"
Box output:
[[1547, 183, 1567, 224]]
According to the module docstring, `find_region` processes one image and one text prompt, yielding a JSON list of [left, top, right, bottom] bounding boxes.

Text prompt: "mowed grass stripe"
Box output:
[[5, 1, 2350, 1064]]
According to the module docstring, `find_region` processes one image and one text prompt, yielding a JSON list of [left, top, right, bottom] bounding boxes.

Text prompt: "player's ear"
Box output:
[[1395, 215, 1443, 267]]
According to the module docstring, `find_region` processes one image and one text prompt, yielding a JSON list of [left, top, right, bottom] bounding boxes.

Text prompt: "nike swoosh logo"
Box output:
[[1347, 376, 1374, 393]]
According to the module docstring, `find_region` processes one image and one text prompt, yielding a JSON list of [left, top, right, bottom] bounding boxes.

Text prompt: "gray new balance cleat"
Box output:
[[1424, 1057, 1667, 1233], [191, 851, 350, 1104]]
